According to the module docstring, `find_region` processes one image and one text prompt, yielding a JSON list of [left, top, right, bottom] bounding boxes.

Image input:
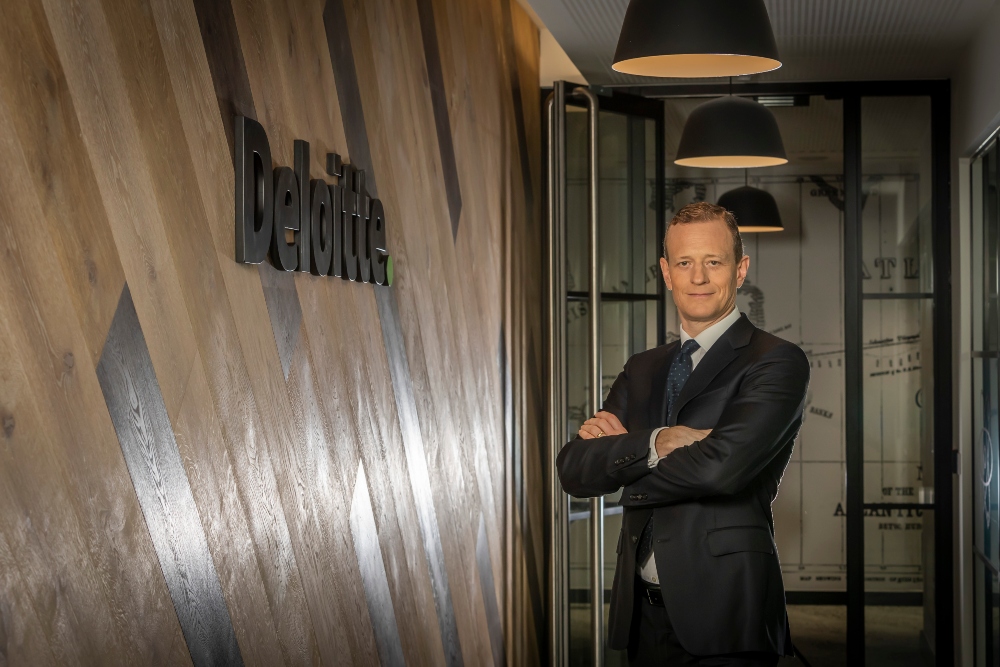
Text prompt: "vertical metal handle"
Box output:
[[547, 82, 569, 667], [574, 85, 603, 667]]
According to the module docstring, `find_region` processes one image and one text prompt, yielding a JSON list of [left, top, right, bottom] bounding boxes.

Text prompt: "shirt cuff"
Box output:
[[648, 427, 667, 468]]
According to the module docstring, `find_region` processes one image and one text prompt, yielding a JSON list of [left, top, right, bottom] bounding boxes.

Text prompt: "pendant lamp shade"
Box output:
[[718, 185, 783, 232], [613, 0, 781, 78], [675, 96, 787, 168]]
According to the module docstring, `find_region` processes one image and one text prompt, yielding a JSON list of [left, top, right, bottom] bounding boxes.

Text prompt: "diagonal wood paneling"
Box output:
[[97, 286, 243, 667], [415, 0, 464, 241], [0, 0, 545, 664]]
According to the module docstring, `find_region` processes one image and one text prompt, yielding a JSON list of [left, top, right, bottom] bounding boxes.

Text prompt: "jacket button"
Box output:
[[628, 494, 636, 500], [616, 458, 624, 465], [631, 535, 638, 543]]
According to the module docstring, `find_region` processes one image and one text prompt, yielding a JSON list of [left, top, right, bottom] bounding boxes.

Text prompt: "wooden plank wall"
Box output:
[[0, 0, 545, 664]]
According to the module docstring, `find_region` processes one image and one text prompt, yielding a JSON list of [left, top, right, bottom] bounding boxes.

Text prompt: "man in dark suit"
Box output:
[[557, 201, 809, 666]]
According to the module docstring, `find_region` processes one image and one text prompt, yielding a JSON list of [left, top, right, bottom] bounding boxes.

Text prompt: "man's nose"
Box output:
[[691, 264, 709, 284]]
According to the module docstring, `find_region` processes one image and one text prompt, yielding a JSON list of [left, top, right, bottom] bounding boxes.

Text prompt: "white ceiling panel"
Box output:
[[525, 0, 997, 85]]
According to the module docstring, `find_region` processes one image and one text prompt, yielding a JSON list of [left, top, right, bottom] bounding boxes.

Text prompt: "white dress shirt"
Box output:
[[638, 305, 742, 584]]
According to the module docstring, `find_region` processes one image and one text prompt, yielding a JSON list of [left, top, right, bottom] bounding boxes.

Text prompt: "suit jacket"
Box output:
[[557, 314, 809, 656]]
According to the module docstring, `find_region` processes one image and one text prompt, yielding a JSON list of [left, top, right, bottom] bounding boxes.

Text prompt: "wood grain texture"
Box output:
[[97, 287, 243, 667], [0, 0, 544, 663], [415, 0, 463, 241]]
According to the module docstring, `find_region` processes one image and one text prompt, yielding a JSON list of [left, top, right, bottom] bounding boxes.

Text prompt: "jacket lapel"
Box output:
[[650, 340, 679, 427], [672, 314, 755, 423]]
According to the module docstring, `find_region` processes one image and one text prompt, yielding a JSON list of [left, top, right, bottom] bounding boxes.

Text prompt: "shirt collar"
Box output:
[[680, 305, 741, 354]]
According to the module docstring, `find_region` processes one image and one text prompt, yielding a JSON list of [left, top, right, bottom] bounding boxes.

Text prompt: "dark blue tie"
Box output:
[[635, 338, 701, 571]]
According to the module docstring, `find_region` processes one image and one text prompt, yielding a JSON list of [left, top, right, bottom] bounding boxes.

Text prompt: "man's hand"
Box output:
[[654, 426, 712, 458], [578, 411, 628, 439]]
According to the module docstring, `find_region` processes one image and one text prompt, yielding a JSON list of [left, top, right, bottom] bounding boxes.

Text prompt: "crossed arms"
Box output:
[[556, 345, 809, 505]]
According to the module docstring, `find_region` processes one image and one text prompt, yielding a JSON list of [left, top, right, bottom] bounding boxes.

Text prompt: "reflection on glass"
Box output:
[[566, 111, 659, 296], [860, 98, 933, 295], [861, 96, 934, 665], [861, 298, 933, 502]]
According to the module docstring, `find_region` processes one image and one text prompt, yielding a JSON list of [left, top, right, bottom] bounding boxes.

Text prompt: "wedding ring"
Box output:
[[597, 430, 605, 437]]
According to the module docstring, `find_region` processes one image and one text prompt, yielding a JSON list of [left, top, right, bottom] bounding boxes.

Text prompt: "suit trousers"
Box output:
[[626, 579, 780, 667]]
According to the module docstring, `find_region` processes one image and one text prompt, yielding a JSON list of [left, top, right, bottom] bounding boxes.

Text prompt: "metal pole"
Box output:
[[575, 86, 603, 667], [547, 82, 569, 667], [556, 82, 569, 667], [843, 94, 865, 666]]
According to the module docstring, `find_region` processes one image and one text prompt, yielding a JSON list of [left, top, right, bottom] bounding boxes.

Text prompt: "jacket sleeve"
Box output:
[[556, 357, 657, 498], [620, 344, 809, 506]]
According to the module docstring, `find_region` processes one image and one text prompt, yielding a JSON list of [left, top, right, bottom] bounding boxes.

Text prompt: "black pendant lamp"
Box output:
[[613, 0, 781, 78], [718, 179, 783, 233], [675, 96, 787, 168]]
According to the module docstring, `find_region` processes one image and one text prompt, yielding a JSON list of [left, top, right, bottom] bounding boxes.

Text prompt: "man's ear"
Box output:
[[660, 256, 672, 291], [735, 254, 750, 288]]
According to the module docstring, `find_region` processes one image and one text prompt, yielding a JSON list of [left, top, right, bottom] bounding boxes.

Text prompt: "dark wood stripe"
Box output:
[[522, 338, 546, 652], [97, 286, 243, 667], [415, 0, 463, 241], [476, 513, 505, 667], [191, 0, 255, 161], [193, 0, 301, 380], [351, 462, 406, 666], [258, 262, 302, 380], [376, 288, 463, 667], [323, 0, 379, 198], [499, 0, 534, 218]]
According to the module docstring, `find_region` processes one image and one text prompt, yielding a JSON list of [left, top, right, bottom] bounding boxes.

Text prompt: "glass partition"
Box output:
[[858, 96, 935, 665], [971, 138, 1000, 667]]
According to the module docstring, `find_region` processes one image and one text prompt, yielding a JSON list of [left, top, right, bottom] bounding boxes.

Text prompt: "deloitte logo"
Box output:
[[234, 116, 392, 285]]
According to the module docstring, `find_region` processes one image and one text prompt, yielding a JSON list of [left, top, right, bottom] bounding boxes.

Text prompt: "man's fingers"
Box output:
[[583, 417, 616, 436], [578, 424, 605, 439], [595, 411, 627, 434]]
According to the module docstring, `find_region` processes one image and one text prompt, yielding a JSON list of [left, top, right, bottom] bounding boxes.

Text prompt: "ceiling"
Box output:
[[524, 0, 998, 86]]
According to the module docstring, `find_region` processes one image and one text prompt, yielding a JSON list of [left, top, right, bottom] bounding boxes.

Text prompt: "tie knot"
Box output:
[[680, 339, 700, 357]]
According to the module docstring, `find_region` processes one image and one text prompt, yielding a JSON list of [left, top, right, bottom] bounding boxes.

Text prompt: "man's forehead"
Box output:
[[666, 221, 731, 243]]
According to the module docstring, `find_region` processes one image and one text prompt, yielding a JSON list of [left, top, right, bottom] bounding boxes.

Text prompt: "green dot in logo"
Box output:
[[385, 255, 393, 286]]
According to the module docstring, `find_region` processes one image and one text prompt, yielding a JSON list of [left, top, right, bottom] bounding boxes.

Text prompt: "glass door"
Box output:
[[846, 91, 953, 666], [548, 82, 953, 667], [970, 137, 1000, 667], [547, 82, 665, 667], [653, 84, 952, 667], [856, 95, 937, 664]]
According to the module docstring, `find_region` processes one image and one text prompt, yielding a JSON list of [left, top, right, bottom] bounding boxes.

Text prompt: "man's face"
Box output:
[[659, 217, 749, 327]]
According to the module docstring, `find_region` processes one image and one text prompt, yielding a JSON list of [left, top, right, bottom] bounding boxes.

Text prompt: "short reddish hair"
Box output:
[[663, 201, 744, 262]]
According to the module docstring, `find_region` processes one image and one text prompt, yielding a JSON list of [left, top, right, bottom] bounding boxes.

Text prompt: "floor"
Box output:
[[780, 605, 928, 667], [567, 603, 929, 665]]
